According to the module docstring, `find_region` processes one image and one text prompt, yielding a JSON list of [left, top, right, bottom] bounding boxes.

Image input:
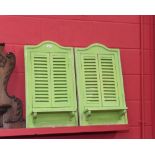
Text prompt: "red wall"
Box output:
[[0, 15, 154, 138]]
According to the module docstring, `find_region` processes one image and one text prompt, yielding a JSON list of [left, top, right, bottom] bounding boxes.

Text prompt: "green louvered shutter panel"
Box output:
[[31, 52, 51, 108], [98, 55, 119, 107], [80, 54, 102, 107], [51, 52, 75, 107], [25, 41, 78, 128], [75, 44, 128, 126]]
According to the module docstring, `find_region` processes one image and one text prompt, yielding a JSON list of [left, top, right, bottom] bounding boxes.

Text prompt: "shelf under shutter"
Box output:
[[31, 53, 51, 108]]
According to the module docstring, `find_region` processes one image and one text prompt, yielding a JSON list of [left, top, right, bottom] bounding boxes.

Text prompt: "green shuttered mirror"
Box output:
[[25, 41, 128, 128], [25, 41, 78, 128], [75, 44, 128, 126]]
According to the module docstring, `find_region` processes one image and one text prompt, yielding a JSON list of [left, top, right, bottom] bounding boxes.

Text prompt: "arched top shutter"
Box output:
[[75, 44, 127, 126], [25, 41, 77, 128]]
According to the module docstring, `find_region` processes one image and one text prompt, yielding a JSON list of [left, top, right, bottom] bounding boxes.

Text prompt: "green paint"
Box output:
[[75, 44, 128, 126], [25, 41, 78, 128], [25, 41, 128, 128]]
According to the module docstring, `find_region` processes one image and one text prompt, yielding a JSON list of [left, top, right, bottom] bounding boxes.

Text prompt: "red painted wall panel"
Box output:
[[143, 75, 152, 101], [143, 24, 153, 50], [24, 15, 140, 24], [144, 126, 153, 139], [144, 101, 152, 126], [0, 16, 41, 44], [123, 75, 140, 100], [143, 51, 152, 74], [120, 49, 140, 75], [40, 18, 140, 48], [0, 15, 154, 138], [127, 101, 141, 126]]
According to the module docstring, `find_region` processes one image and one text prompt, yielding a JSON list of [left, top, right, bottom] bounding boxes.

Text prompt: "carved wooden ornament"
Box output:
[[0, 43, 25, 128]]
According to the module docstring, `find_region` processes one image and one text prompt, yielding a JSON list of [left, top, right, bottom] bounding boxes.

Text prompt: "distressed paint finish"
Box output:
[[75, 44, 127, 126], [25, 41, 78, 128], [0, 15, 153, 138], [25, 41, 128, 128]]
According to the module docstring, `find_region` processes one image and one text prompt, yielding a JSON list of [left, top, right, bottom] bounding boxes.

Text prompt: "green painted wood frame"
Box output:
[[75, 43, 128, 126], [25, 41, 78, 128], [25, 41, 128, 128]]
